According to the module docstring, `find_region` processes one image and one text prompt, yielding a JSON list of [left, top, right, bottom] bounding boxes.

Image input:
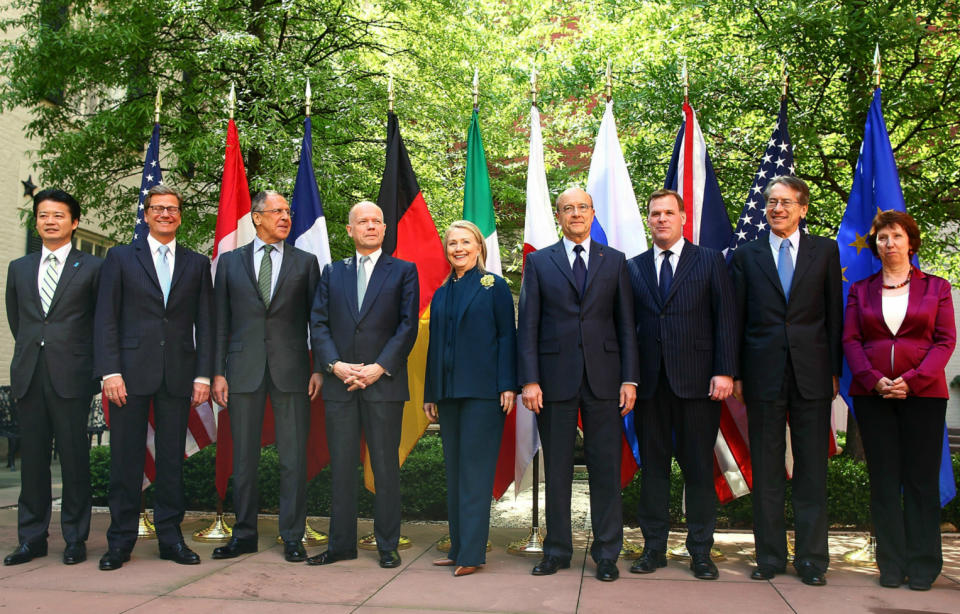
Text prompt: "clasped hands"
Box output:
[[874, 376, 910, 400], [332, 361, 384, 391]]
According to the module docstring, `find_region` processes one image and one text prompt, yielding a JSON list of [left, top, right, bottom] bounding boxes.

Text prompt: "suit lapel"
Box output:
[[902, 267, 926, 333], [456, 275, 483, 329], [639, 251, 662, 307], [271, 245, 294, 304], [866, 273, 890, 335], [359, 255, 392, 320], [46, 248, 83, 315], [239, 242, 258, 291], [169, 244, 189, 297], [135, 238, 163, 294], [547, 241, 578, 294], [582, 241, 604, 295], [24, 252, 43, 316], [664, 242, 696, 304], [754, 233, 784, 299], [343, 257, 360, 322], [789, 232, 816, 298]]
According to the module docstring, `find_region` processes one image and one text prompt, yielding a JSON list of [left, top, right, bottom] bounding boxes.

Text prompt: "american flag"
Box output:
[[725, 98, 798, 260], [133, 123, 161, 242]]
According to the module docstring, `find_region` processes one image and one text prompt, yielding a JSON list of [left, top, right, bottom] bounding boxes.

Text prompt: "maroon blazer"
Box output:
[[842, 266, 955, 398]]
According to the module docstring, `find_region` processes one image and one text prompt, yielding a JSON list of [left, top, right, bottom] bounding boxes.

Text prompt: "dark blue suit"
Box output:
[[517, 239, 638, 563], [424, 268, 516, 566], [627, 241, 736, 555], [310, 253, 418, 553], [94, 237, 213, 550]]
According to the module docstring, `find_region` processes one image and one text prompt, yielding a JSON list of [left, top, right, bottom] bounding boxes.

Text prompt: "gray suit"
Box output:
[[6, 248, 101, 546], [214, 241, 320, 542]]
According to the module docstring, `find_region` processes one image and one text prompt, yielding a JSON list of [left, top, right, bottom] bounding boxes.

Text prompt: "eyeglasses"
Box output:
[[147, 205, 181, 215], [765, 199, 800, 210], [256, 208, 293, 218], [559, 204, 593, 215]]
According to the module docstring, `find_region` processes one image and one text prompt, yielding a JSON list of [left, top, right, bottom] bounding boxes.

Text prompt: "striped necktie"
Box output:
[[258, 244, 274, 308], [40, 253, 59, 315]]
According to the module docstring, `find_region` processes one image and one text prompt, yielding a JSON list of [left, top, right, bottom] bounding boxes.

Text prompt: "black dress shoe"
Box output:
[[879, 573, 905, 588], [531, 555, 571, 576], [305, 549, 358, 566], [690, 554, 719, 580], [3, 541, 47, 566], [629, 549, 666, 574], [63, 542, 87, 565], [98, 549, 130, 571], [378, 549, 401, 568], [596, 559, 619, 582], [908, 577, 932, 591], [750, 564, 785, 580], [211, 537, 258, 559], [796, 562, 826, 586], [284, 540, 307, 562], [159, 541, 201, 565]]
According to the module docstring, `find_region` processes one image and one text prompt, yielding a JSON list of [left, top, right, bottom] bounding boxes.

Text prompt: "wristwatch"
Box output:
[[326, 361, 338, 373]]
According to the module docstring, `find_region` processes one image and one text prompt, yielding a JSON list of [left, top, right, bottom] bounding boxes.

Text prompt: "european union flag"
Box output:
[[837, 88, 955, 507]]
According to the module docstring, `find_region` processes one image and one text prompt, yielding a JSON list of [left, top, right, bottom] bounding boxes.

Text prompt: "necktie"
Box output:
[[778, 239, 794, 302], [156, 245, 171, 306], [258, 244, 273, 308], [357, 255, 370, 309], [573, 245, 586, 295], [40, 253, 59, 315], [659, 250, 673, 301]]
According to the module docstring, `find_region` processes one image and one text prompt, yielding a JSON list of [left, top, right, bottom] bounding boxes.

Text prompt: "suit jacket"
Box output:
[[310, 253, 419, 402], [214, 242, 320, 393], [6, 248, 102, 400], [731, 232, 843, 402], [424, 270, 517, 403], [93, 237, 213, 397], [517, 239, 638, 402], [628, 242, 737, 400], [842, 266, 955, 398]]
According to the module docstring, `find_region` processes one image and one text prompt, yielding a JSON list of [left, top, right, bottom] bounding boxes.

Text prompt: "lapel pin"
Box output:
[[73, 261, 79, 268]]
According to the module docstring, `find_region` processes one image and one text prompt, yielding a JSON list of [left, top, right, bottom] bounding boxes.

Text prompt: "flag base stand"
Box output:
[[842, 535, 877, 568], [666, 544, 725, 561], [276, 523, 328, 547], [358, 533, 411, 551], [436, 534, 491, 553], [138, 511, 157, 540], [192, 513, 233, 543], [620, 538, 644, 560], [507, 528, 544, 556]]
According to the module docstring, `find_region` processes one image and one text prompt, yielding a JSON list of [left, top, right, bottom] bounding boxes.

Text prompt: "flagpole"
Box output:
[[305, 78, 311, 118], [781, 62, 789, 100], [681, 58, 689, 104], [604, 59, 612, 103], [508, 62, 545, 557], [873, 43, 881, 90], [388, 74, 394, 113], [228, 82, 235, 120], [154, 87, 162, 124]]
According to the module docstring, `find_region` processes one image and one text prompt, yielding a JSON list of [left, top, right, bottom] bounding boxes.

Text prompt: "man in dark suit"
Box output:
[[518, 187, 638, 582], [210, 190, 321, 563], [308, 200, 418, 569], [4, 189, 101, 566], [626, 189, 736, 580], [731, 176, 842, 586], [94, 185, 213, 570]]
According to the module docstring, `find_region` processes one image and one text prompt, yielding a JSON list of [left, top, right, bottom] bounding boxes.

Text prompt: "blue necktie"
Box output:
[[156, 245, 171, 306], [778, 239, 794, 302], [659, 250, 673, 301], [573, 245, 586, 295]]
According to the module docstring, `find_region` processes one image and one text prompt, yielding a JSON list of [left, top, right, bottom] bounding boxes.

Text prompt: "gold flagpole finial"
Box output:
[[154, 87, 162, 124], [228, 83, 235, 120], [305, 78, 312, 118], [388, 74, 394, 113], [530, 64, 538, 106], [781, 62, 789, 99], [473, 67, 479, 111], [873, 43, 881, 89], [604, 59, 612, 103], [681, 58, 689, 103]]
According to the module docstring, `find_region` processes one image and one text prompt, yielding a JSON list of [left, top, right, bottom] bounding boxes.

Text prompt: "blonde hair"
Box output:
[[444, 220, 487, 282]]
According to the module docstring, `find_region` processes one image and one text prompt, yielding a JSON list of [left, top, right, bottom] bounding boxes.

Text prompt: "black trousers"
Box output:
[[538, 373, 622, 563], [228, 368, 310, 543], [746, 360, 830, 573], [855, 395, 946, 583], [16, 351, 92, 546], [325, 397, 403, 553], [107, 387, 189, 550], [637, 368, 720, 555]]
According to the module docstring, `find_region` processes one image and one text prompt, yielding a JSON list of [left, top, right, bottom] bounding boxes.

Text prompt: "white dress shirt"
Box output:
[[37, 242, 73, 295], [768, 228, 801, 269], [653, 237, 685, 283], [252, 236, 284, 299], [562, 236, 591, 269]]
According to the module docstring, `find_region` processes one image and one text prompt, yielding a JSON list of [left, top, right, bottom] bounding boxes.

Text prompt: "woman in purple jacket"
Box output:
[[842, 210, 955, 591]]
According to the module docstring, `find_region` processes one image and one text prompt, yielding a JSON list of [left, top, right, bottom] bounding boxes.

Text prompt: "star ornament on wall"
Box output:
[[21, 175, 37, 197]]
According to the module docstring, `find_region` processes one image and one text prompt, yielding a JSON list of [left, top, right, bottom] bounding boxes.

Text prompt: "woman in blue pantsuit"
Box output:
[[424, 220, 516, 577]]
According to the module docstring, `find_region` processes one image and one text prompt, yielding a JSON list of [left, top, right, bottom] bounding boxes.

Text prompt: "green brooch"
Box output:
[[480, 274, 495, 288]]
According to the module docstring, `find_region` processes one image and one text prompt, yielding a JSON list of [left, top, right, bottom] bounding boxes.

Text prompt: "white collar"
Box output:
[[653, 237, 685, 259], [147, 233, 176, 255], [40, 242, 72, 264], [562, 236, 591, 256], [253, 236, 284, 254]]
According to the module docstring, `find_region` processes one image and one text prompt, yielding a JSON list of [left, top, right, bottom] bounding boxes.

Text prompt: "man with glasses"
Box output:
[[211, 190, 321, 563], [518, 187, 638, 582], [94, 184, 213, 570], [731, 176, 842, 586]]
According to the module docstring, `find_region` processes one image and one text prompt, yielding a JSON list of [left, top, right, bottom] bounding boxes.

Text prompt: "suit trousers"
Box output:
[[107, 388, 190, 550], [228, 369, 310, 543], [854, 395, 946, 583], [437, 398, 504, 566], [325, 397, 403, 553], [538, 373, 623, 562], [637, 368, 720, 555], [16, 351, 91, 545], [746, 359, 830, 573]]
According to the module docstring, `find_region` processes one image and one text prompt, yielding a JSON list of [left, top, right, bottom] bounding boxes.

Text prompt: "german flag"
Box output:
[[364, 111, 449, 490]]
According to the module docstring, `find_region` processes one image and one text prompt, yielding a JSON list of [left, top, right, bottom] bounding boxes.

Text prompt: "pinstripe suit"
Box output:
[[627, 241, 736, 555]]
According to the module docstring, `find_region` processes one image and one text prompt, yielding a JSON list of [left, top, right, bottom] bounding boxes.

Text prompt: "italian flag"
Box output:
[[462, 109, 501, 275]]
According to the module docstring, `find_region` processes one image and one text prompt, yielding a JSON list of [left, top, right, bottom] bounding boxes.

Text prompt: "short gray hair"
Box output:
[[251, 190, 285, 213], [763, 176, 809, 207], [145, 184, 183, 207]]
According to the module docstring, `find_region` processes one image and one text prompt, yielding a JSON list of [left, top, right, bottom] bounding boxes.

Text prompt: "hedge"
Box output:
[[89, 434, 960, 530]]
